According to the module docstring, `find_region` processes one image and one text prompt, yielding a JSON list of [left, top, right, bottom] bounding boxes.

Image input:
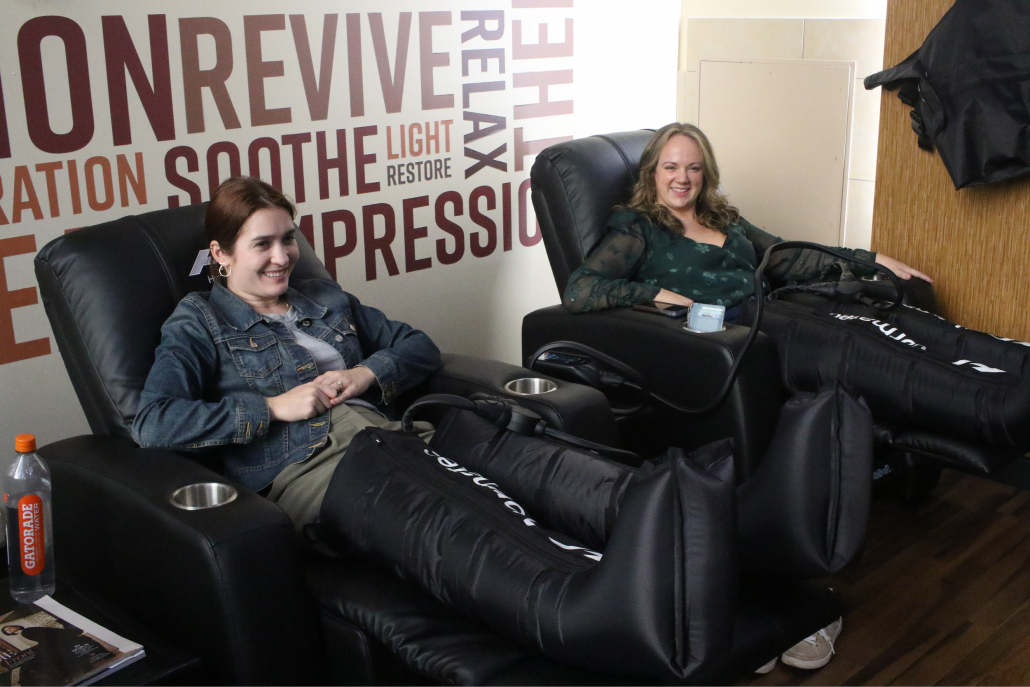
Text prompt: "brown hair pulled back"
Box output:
[[206, 177, 296, 281], [622, 123, 740, 234]]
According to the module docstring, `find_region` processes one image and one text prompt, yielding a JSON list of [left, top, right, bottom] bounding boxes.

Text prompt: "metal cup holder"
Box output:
[[169, 482, 238, 510], [504, 377, 558, 396]]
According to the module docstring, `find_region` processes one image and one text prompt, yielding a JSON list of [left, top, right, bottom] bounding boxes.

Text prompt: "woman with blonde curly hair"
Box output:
[[562, 123, 930, 321]]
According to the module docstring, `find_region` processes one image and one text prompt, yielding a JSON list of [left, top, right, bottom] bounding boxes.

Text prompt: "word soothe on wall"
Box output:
[[0, 1, 576, 367]]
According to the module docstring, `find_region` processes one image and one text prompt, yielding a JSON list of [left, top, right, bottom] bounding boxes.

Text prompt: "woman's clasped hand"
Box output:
[[266, 368, 377, 422]]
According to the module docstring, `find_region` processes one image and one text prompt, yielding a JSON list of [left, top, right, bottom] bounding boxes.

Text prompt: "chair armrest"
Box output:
[[401, 352, 622, 448], [522, 306, 786, 477], [40, 435, 328, 686]]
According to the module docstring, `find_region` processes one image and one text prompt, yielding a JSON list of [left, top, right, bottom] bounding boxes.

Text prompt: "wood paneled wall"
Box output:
[[872, 0, 1030, 339]]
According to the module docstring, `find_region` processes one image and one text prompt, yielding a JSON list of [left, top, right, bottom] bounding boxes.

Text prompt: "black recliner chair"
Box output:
[[524, 130, 784, 479], [34, 202, 842, 684], [525, 130, 1030, 493]]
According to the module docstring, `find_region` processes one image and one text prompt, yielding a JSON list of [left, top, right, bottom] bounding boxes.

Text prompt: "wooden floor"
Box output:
[[740, 469, 1030, 686]]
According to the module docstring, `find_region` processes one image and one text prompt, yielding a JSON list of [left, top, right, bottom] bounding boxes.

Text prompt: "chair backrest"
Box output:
[[530, 130, 654, 294], [34, 203, 330, 437]]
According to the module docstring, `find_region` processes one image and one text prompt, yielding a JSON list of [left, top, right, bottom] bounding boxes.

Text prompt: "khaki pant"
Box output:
[[267, 403, 434, 546]]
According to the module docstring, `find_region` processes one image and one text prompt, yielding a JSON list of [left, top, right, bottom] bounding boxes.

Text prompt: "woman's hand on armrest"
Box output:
[[267, 383, 335, 422], [875, 254, 933, 282], [655, 289, 695, 307]]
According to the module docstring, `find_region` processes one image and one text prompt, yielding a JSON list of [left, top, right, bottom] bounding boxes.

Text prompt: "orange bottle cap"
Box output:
[[15, 434, 35, 453]]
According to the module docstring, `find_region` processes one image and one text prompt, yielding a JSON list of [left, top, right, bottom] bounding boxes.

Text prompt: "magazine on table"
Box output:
[[0, 596, 144, 686]]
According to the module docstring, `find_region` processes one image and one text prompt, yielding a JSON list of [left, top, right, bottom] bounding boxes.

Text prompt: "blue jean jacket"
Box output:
[[131, 279, 441, 490]]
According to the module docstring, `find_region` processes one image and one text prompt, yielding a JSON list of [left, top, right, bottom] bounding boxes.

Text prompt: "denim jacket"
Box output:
[[132, 279, 441, 490]]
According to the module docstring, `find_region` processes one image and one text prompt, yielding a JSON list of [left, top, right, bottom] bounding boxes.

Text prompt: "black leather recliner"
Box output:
[[34, 202, 841, 685], [525, 130, 785, 478], [525, 130, 1029, 492]]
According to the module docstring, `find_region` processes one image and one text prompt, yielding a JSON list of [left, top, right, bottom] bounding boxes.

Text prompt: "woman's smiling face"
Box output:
[[654, 134, 705, 216], [212, 206, 299, 312]]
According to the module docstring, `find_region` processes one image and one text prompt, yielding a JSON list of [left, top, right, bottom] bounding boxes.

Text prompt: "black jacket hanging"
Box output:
[[865, 0, 1030, 189]]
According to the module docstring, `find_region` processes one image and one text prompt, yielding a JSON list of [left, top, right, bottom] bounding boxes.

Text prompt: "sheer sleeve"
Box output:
[[739, 218, 878, 283], [561, 221, 661, 313]]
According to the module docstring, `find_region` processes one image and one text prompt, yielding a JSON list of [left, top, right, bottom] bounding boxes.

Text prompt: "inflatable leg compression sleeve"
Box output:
[[427, 410, 638, 550], [761, 298, 1030, 452], [430, 384, 872, 579], [736, 385, 873, 578], [318, 428, 737, 681]]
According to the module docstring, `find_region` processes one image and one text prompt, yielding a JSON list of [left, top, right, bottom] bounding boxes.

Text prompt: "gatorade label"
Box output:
[[17, 496, 44, 576]]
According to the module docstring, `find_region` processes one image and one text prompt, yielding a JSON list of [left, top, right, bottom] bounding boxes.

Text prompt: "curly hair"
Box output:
[[622, 123, 740, 234]]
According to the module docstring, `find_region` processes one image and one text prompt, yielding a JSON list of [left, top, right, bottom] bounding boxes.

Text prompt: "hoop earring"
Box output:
[[218, 263, 232, 278]]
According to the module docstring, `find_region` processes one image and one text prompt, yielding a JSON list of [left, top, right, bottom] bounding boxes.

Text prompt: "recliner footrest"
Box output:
[[307, 557, 641, 686], [307, 556, 842, 685], [874, 424, 1021, 475]]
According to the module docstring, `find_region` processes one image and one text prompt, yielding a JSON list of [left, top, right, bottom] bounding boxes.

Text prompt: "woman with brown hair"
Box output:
[[562, 122, 930, 322], [132, 176, 440, 540]]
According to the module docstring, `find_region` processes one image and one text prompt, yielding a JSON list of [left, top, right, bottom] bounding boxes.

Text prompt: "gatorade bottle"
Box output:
[[6, 434, 55, 604]]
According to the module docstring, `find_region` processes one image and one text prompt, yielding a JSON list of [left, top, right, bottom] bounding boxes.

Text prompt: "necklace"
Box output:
[[260, 299, 290, 317]]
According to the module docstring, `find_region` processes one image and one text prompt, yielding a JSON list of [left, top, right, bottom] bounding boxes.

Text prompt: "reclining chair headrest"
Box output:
[[530, 130, 654, 294], [34, 202, 329, 437]]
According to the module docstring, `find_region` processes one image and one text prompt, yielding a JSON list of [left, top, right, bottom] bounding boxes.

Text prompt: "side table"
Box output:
[[0, 561, 202, 685]]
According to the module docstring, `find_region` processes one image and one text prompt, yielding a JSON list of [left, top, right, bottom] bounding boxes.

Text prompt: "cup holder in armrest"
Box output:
[[170, 482, 238, 510], [504, 378, 558, 396]]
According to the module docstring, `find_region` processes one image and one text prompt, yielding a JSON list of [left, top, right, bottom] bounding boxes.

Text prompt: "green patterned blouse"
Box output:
[[562, 209, 877, 312]]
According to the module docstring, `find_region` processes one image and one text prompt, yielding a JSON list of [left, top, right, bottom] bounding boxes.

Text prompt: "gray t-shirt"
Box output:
[[264, 306, 345, 374]]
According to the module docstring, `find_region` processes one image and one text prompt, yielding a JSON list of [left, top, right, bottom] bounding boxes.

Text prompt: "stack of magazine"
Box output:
[[0, 596, 144, 686]]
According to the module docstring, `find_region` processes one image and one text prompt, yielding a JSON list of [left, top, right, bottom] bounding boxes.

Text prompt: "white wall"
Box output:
[[678, 0, 887, 250], [0, 0, 680, 445], [681, 0, 886, 19], [575, 1, 680, 136]]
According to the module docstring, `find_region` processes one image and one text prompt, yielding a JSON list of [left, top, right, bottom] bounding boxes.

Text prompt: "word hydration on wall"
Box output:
[[0, 2, 575, 367]]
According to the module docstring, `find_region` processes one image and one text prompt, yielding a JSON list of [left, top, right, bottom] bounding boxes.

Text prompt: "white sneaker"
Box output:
[[781, 617, 842, 670], [754, 657, 778, 674]]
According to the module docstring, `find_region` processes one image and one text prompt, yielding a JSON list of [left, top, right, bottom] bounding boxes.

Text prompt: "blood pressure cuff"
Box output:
[[318, 426, 737, 681], [429, 386, 871, 581], [760, 298, 1030, 454]]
